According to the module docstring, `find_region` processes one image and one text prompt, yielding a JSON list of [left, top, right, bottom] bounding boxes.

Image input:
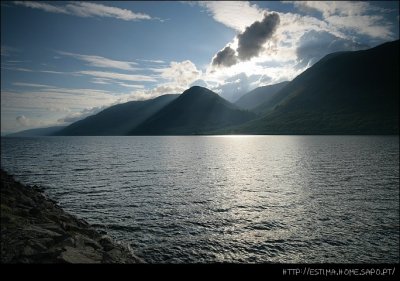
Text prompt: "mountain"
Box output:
[[55, 94, 178, 136], [230, 40, 399, 135], [6, 126, 66, 137], [129, 86, 257, 135], [234, 81, 289, 111]]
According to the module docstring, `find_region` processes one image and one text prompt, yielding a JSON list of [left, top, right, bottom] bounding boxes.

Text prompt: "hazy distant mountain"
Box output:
[[6, 126, 66, 137], [230, 40, 399, 134], [234, 81, 289, 111], [55, 94, 178, 136], [129, 86, 257, 135]]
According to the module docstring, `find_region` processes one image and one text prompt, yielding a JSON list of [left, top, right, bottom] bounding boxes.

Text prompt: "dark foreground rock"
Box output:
[[0, 169, 145, 263]]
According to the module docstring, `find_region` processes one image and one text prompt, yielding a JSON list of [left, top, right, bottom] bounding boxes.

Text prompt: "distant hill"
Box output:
[[55, 94, 178, 136], [129, 86, 257, 135], [234, 81, 289, 111], [6, 126, 65, 137], [229, 40, 399, 135]]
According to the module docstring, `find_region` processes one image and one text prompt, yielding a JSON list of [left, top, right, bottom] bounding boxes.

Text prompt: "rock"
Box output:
[[32, 185, 45, 193], [1, 169, 145, 264], [103, 248, 123, 262], [23, 225, 63, 239], [29, 207, 41, 216], [99, 236, 115, 251], [74, 234, 101, 250], [39, 223, 67, 236], [60, 237, 76, 247], [58, 246, 100, 264], [36, 238, 55, 248], [22, 245, 36, 256]]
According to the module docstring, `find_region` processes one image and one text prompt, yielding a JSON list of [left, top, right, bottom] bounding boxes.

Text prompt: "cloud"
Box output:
[[118, 84, 185, 102], [1, 66, 33, 72], [325, 15, 394, 40], [288, 1, 395, 40], [16, 115, 31, 126], [257, 75, 272, 86], [14, 1, 153, 21], [2, 87, 118, 113], [145, 84, 184, 97], [139, 59, 166, 64], [289, 1, 381, 18], [12, 82, 54, 88], [65, 2, 151, 21], [212, 46, 238, 67], [130, 60, 203, 101], [295, 30, 369, 68], [57, 51, 138, 71], [13, 1, 68, 14], [90, 78, 112, 85], [47, 107, 71, 113], [117, 83, 145, 89], [2, 66, 80, 76], [237, 12, 280, 61], [189, 79, 209, 88], [79, 70, 157, 82], [58, 106, 106, 123], [210, 72, 262, 102], [154, 60, 201, 88], [197, 1, 264, 31], [210, 12, 280, 68]]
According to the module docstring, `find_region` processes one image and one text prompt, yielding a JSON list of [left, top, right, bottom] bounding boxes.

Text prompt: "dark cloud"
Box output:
[[210, 12, 280, 68], [237, 12, 280, 61], [296, 30, 369, 68], [212, 46, 238, 67]]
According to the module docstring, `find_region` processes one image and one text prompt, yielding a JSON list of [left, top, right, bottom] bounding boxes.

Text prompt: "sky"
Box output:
[[1, 1, 399, 135]]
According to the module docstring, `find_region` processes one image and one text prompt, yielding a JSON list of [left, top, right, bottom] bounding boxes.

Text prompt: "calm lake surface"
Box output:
[[1, 136, 399, 263]]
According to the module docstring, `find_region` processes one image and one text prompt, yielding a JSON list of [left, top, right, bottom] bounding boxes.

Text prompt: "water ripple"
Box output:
[[1, 135, 399, 263]]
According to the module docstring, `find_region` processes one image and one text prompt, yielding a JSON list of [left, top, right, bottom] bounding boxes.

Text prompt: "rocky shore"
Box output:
[[0, 169, 145, 263]]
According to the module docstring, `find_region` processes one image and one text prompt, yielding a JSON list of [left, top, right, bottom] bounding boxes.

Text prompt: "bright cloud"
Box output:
[[290, 1, 380, 18], [198, 1, 264, 31], [12, 82, 54, 88], [57, 51, 138, 71], [78, 70, 157, 82], [131, 84, 184, 100], [289, 1, 395, 40], [13, 1, 153, 21], [1, 86, 122, 130], [117, 83, 145, 89], [295, 30, 369, 68], [2, 88, 116, 109], [13, 1, 69, 15], [58, 106, 107, 123], [154, 60, 202, 89], [325, 15, 394, 40]]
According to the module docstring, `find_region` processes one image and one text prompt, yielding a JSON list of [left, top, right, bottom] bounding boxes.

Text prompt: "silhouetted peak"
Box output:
[[373, 39, 399, 50], [182, 86, 216, 96]]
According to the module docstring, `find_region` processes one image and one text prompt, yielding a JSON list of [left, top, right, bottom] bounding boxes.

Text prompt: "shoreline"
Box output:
[[0, 169, 145, 263]]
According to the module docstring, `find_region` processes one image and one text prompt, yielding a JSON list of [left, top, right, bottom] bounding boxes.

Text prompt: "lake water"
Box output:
[[1, 136, 399, 263]]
